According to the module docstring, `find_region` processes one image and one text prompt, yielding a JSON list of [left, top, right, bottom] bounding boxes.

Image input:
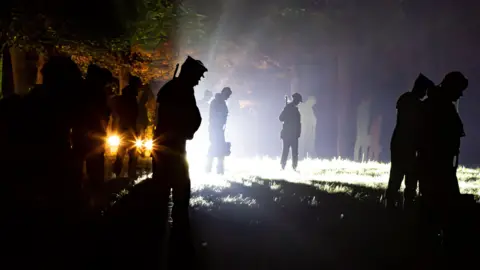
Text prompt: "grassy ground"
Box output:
[[104, 157, 480, 269]]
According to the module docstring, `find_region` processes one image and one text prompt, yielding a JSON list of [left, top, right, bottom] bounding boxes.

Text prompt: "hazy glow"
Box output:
[[144, 139, 154, 151], [107, 135, 121, 147]]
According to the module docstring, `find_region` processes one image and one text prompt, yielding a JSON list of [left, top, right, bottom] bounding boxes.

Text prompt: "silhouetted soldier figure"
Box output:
[[280, 93, 302, 170], [418, 71, 468, 249], [112, 76, 141, 179], [137, 84, 153, 138], [22, 56, 84, 268], [154, 56, 205, 261], [385, 74, 434, 209], [73, 64, 112, 198], [206, 87, 232, 174], [25, 56, 84, 208]]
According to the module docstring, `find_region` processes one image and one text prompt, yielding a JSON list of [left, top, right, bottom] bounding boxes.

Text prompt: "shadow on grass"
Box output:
[[189, 178, 480, 270]]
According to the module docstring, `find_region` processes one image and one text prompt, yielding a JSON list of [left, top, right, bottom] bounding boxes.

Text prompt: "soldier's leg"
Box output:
[[217, 156, 225, 175], [113, 145, 126, 177], [127, 147, 137, 180], [291, 138, 299, 170], [404, 156, 418, 204], [280, 139, 290, 169], [385, 151, 405, 207], [171, 159, 191, 231]]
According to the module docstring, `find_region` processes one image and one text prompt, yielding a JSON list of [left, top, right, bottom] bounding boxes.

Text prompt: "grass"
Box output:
[[184, 156, 480, 202], [103, 156, 480, 269]]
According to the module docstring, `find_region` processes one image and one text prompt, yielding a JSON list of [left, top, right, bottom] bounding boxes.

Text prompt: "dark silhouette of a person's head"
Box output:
[[179, 56, 208, 88], [86, 64, 113, 87], [440, 71, 468, 102], [42, 56, 83, 92], [221, 87, 232, 100], [292, 93, 303, 106]]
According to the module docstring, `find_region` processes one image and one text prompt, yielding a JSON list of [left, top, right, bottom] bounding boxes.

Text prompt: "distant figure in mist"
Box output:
[[136, 84, 154, 138], [206, 87, 232, 174], [368, 114, 383, 161], [198, 89, 213, 110], [74, 64, 112, 204], [298, 96, 317, 159], [280, 93, 302, 170], [385, 74, 433, 209], [112, 76, 141, 180], [354, 98, 371, 162]]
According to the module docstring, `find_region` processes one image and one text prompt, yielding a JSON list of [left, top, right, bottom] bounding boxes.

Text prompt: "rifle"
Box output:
[[173, 63, 179, 78]]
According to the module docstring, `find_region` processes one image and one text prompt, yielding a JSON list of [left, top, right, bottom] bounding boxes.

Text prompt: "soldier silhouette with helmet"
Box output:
[[417, 71, 468, 250], [279, 93, 302, 170], [154, 56, 206, 260], [385, 73, 434, 209]]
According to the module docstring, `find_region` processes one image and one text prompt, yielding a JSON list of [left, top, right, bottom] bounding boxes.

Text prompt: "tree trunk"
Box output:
[[10, 46, 29, 95], [36, 53, 46, 85], [336, 47, 352, 159]]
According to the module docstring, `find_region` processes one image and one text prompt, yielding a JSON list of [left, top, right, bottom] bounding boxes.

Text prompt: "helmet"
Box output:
[[292, 93, 303, 103], [182, 56, 208, 75], [414, 73, 434, 90]]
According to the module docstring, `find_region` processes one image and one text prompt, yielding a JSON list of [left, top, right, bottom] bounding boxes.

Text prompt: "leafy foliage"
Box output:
[[0, 0, 208, 82]]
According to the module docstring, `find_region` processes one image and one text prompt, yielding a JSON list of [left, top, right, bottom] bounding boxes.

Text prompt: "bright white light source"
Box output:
[[144, 139, 153, 151], [135, 139, 143, 148], [107, 135, 121, 147]]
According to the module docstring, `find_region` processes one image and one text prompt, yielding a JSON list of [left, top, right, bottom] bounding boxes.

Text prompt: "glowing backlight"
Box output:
[[107, 135, 121, 147]]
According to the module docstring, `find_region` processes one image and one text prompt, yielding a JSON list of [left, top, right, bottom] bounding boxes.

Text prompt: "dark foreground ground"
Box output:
[[2, 176, 479, 270], [187, 179, 480, 270]]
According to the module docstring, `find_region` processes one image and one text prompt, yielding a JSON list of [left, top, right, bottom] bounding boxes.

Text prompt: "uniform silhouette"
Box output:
[[417, 71, 468, 249], [386, 74, 433, 208], [154, 56, 206, 261], [112, 76, 141, 179], [298, 96, 317, 159], [26, 56, 85, 208], [136, 85, 154, 138], [418, 72, 467, 208], [354, 98, 372, 162], [280, 93, 302, 170], [206, 87, 232, 174], [73, 64, 112, 197]]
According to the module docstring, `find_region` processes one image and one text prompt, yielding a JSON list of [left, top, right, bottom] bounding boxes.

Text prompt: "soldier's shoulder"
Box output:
[[156, 79, 178, 100]]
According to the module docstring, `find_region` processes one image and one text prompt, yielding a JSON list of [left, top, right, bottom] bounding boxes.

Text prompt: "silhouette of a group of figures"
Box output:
[[0, 50, 473, 266], [0, 54, 207, 268], [385, 72, 472, 249]]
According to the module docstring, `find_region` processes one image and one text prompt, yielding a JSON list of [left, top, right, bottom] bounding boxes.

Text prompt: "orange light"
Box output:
[[107, 135, 121, 147], [144, 139, 153, 151]]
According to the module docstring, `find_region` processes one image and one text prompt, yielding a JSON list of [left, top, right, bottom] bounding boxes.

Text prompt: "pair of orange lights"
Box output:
[[106, 135, 154, 152]]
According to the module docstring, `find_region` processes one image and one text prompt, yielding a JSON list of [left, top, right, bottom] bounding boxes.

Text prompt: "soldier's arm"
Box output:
[[279, 107, 287, 122], [185, 97, 202, 139]]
